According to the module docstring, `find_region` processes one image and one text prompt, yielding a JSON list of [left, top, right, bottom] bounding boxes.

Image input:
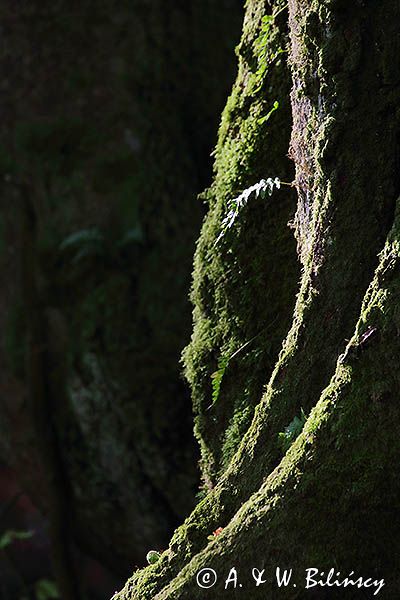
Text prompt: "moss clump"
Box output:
[[183, 0, 299, 486], [148, 204, 400, 599], [115, 0, 400, 596]]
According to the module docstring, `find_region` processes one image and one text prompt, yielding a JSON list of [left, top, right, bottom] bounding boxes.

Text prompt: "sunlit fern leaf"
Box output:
[[216, 177, 281, 243]]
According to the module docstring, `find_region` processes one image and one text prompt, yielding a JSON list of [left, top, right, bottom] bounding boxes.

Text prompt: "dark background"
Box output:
[[0, 2, 243, 598]]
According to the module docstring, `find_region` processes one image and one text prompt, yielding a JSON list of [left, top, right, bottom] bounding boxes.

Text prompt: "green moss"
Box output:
[[149, 209, 400, 598], [116, 0, 400, 595], [183, 0, 299, 485]]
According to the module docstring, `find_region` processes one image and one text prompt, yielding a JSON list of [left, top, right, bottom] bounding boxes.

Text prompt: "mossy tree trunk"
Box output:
[[116, 0, 400, 598], [183, 0, 299, 488], [0, 0, 243, 584]]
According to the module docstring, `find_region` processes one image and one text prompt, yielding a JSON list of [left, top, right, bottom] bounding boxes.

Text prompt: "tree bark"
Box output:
[[183, 0, 299, 487], [115, 0, 400, 597]]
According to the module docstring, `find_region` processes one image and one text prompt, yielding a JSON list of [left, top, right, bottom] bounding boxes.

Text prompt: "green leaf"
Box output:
[[0, 529, 33, 550], [35, 579, 59, 600], [258, 100, 280, 125], [146, 550, 161, 565], [59, 228, 104, 251], [217, 176, 281, 242], [59, 228, 106, 264], [278, 409, 307, 452], [211, 354, 230, 406]]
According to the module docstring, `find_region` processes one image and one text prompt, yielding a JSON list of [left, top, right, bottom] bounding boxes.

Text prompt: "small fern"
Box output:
[[59, 228, 106, 264], [59, 228, 104, 251], [278, 409, 307, 452], [216, 177, 281, 243]]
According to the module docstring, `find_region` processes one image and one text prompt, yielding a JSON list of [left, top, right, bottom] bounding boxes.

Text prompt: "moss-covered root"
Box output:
[[165, 0, 400, 577], [183, 0, 298, 485], [114, 0, 400, 595], [146, 205, 400, 599]]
